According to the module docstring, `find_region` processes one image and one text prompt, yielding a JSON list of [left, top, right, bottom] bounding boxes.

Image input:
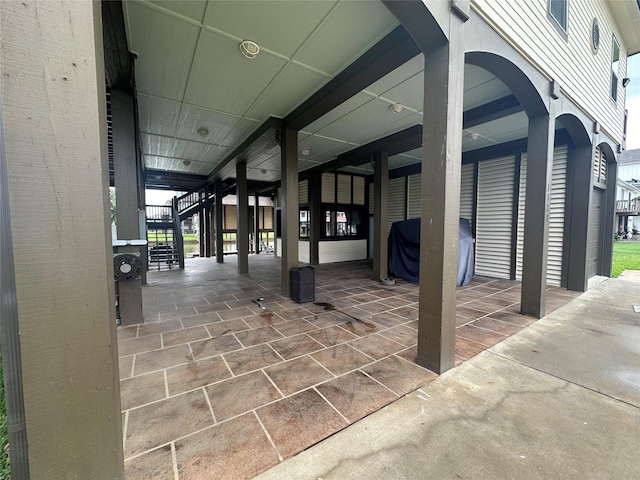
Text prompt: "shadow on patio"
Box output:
[[118, 255, 579, 479]]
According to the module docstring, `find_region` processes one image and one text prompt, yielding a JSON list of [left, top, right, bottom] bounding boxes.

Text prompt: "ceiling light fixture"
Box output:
[[467, 132, 480, 141], [260, 169, 267, 174], [183, 160, 191, 166], [197, 127, 209, 137], [239, 40, 260, 59], [301, 149, 310, 156], [389, 103, 403, 114]]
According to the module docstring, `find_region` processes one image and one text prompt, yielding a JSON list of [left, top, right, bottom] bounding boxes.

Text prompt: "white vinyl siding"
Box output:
[[318, 239, 367, 264], [475, 156, 516, 279], [407, 174, 421, 219], [387, 177, 406, 236], [298, 240, 310, 264], [460, 163, 474, 225], [472, 0, 626, 143], [516, 146, 568, 286]]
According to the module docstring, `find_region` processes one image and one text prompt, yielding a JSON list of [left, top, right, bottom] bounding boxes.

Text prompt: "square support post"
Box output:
[[521, 114, 555, 318], [254, 192, 260, 253], [416, 36, 465, 375], [0, 0, 124, 475], [566, 143, 594, 291], [280, 129, 299, 297], [112, 89, 143, 325], [309, 173, 322, 265], [215, 178, 224, 263], [373, 151, 389, 281], [236, 161, 249, 274]]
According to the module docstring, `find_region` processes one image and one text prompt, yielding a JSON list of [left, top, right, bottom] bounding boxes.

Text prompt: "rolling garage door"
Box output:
[[588, 188, 603, 277], [407, 174, 421, 219], [476, 156, 516, 279], [516, 146, 568, 286], [387, 177, 406, 236], [460, 163, 474, 226]]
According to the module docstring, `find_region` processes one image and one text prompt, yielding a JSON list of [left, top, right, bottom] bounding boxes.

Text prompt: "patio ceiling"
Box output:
[[123, 0, 529, 187]]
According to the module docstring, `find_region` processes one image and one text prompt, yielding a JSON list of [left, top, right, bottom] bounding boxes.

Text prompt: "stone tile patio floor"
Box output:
[[119, 255, 579, 479]]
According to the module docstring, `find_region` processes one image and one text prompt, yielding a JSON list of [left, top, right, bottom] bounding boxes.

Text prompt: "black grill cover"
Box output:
[[387, 218, 474, 286]]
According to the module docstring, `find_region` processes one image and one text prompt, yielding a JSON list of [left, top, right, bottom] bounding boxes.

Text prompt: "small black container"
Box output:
[[290, 266, 315, 303]]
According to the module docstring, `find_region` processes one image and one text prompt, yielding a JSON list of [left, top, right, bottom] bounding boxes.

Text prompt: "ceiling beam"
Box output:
[[463, 94, 522, 129], [298, 95, 525, 178], [207, 116, 283, 182], [102, 1, 133, 91], [299, 125, 423, 179], [145, 169, 208, 192], [285, 25, 420, 131]]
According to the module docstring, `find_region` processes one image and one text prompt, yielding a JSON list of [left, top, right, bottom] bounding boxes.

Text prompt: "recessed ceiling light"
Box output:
[[389, 103, 403, 114], [260, 169, 267, 174], [183, 160, 191, 166], [301, 149, 310, 156], [197, 127, 209, 137], [239, 40, 260, 59]]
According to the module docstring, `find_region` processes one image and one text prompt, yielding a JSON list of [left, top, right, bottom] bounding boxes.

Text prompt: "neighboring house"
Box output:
[[617, 148, 640, 233], [1, 0, 640, 476]]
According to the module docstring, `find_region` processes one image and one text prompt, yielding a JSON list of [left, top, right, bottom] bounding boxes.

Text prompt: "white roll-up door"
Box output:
[[460, 163, 474, 226], [547, 146, 568, 286], [515, 155, 527, 281], [407, 174, 421, 219], [387, 177, 406, 236], [476, 156, 516, 279], [516, 146, 568, 286]]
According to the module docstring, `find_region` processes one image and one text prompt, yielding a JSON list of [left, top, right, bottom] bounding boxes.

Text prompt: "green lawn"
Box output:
[[612, 241, 640, 277]]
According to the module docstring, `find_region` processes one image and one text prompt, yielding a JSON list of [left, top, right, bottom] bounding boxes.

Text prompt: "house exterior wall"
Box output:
[[472, 0, 627, 142]]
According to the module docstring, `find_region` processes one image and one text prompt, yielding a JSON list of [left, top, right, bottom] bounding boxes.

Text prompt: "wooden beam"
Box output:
[[286, 25, 420, 130]]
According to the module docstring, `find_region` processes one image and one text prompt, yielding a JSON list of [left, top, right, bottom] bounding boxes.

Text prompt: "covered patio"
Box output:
[[119, 256, 579, 479]]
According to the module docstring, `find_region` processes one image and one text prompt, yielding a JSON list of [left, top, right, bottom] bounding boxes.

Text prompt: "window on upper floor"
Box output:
[[611, 36, 620, 102], [549, 0, 568, 32]]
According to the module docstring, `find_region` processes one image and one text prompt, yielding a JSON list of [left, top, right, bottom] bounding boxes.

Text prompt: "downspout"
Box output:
[[0, 91, 30, 476]]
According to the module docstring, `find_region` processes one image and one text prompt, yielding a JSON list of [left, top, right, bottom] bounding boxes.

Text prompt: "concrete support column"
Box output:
[[281, 129, 299, 297], [237, 162, 249, 273], [0, 0, 124, 476], [254, 192, 260, 253], [373, 151, 389, 280], [112, 90, 143, 325], [521, 114, 555, 318], [309, 174, 322, 265], [215, 179, 224, 263], [416, 36, 465, 375], [601, 157, 618, 277], [566, 143, 594, 291]]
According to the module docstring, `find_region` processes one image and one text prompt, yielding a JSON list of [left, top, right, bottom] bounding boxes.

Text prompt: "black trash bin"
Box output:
[[290, 266, 315, 303]]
